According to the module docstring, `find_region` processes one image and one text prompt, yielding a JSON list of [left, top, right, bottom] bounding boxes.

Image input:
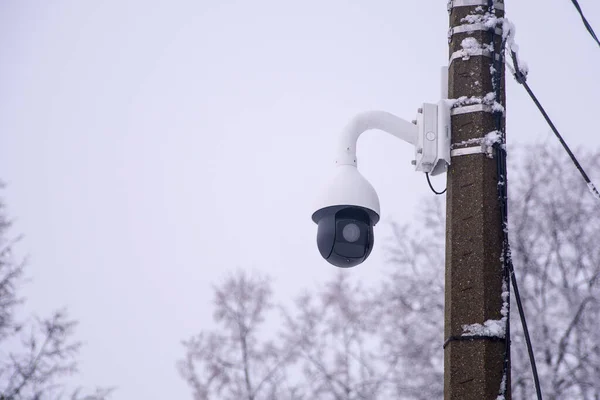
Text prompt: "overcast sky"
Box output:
[[0, 1, 599, 399]]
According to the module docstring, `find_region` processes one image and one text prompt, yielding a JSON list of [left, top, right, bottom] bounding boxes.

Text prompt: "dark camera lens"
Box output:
[[313, 205, 377, 268], [342, 223, 360, 242]]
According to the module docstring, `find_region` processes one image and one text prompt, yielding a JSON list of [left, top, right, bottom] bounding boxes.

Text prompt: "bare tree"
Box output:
[[377, 198, 445, 399], [379, 144, 600, 399], [178, 270, 300, 400], [283, 272, 392, 400], [0, 189, 111, 400], [509, 145, 600, 399], [180, 143, 600, 399]]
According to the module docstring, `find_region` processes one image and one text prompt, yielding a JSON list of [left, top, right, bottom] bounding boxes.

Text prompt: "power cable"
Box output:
[[486, 4, 513, 398], [504, 35, 600, 396], [494, 144, 544, 400], [508, 50, 600, 201], [425, 172, 446, 195], [508, 256, 544, 400], [503, 8, 600, 393], [488, 2, 543, 398], [569, 0, 600, 48]]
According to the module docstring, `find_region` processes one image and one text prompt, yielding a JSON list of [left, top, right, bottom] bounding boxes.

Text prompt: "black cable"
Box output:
[[504, 12, 600, 394], [487, 3, 514, 398], [495, 146, 513, 399], [508, 259, 544, 400], [509, 49, 600, 201], [425, 172, 446, 195], [488, 4, 543, 397], [492, 38, 544, 400], [495, 144, 543, 400], [570, 0, 600, 48]]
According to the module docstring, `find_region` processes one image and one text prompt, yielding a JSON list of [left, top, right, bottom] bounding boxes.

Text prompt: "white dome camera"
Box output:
[[312, 105, 451, 268], [311, 165, 380, 268]]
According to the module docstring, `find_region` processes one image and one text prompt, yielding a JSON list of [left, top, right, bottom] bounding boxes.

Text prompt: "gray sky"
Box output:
[[0, 1, 599, 399]]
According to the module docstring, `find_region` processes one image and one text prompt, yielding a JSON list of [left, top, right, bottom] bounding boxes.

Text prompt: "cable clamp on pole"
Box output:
[[447, 0, 504, 13], [450, 145, 488, 157], [448, 24, 503, 41], [443, 335, 505, 349], [449, 49, 500, 66], [450, 104, 494, 116]]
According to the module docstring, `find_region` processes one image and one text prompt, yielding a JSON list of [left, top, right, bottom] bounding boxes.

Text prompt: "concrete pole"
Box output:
[[444, 1, 510, 399]]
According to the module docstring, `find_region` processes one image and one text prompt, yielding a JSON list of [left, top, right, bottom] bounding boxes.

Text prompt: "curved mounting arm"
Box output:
[[336, 111, 418, 166]]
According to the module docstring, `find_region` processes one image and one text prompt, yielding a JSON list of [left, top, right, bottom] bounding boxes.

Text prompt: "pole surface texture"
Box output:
[[444, 1, 509, 399]]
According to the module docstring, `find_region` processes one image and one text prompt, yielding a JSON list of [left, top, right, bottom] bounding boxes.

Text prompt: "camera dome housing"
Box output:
[[312, 165, 380, 268]]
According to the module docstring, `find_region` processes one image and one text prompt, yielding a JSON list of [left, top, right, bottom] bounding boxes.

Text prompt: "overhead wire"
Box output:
[[508, 50, 600, 201], [569, 0, 600, 48], [504, 17, 600, 391], [496, 4, 600, 396], [508, 255, 544, 399]]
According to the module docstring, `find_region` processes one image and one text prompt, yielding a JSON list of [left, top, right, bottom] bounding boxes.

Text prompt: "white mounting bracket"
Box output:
[[334, 66, 452, 177], [414, 100, 452, 176]]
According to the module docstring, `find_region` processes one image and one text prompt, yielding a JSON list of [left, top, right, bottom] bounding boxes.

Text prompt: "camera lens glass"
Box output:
[[342, 223, 361, 243]]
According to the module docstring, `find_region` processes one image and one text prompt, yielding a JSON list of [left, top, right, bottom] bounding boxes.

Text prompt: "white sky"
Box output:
[[0, 1, 599, 399]]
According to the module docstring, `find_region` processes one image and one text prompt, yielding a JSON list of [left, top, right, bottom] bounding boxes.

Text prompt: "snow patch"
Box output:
[[458, 6, 530, 81], [459, 37, 482, 60], [455, 37, 494, 61], [496, 373, 507, 400], [462, 319, 506, 338], [499, 18, 529, 79], [462, 282, 509, 339], [484, 131, 503, 147], [461, 12, 498, 30]]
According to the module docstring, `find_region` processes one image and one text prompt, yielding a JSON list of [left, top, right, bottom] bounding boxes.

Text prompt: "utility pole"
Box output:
[[444, 0, 509, 399]]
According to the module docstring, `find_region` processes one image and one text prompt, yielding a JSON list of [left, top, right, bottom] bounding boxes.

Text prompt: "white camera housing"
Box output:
[[311, 165, 380, 268]]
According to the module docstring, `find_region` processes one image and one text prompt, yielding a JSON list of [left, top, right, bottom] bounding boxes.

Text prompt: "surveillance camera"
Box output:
[[312, 104, 451, 268], [312, 165, 380, 268]]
